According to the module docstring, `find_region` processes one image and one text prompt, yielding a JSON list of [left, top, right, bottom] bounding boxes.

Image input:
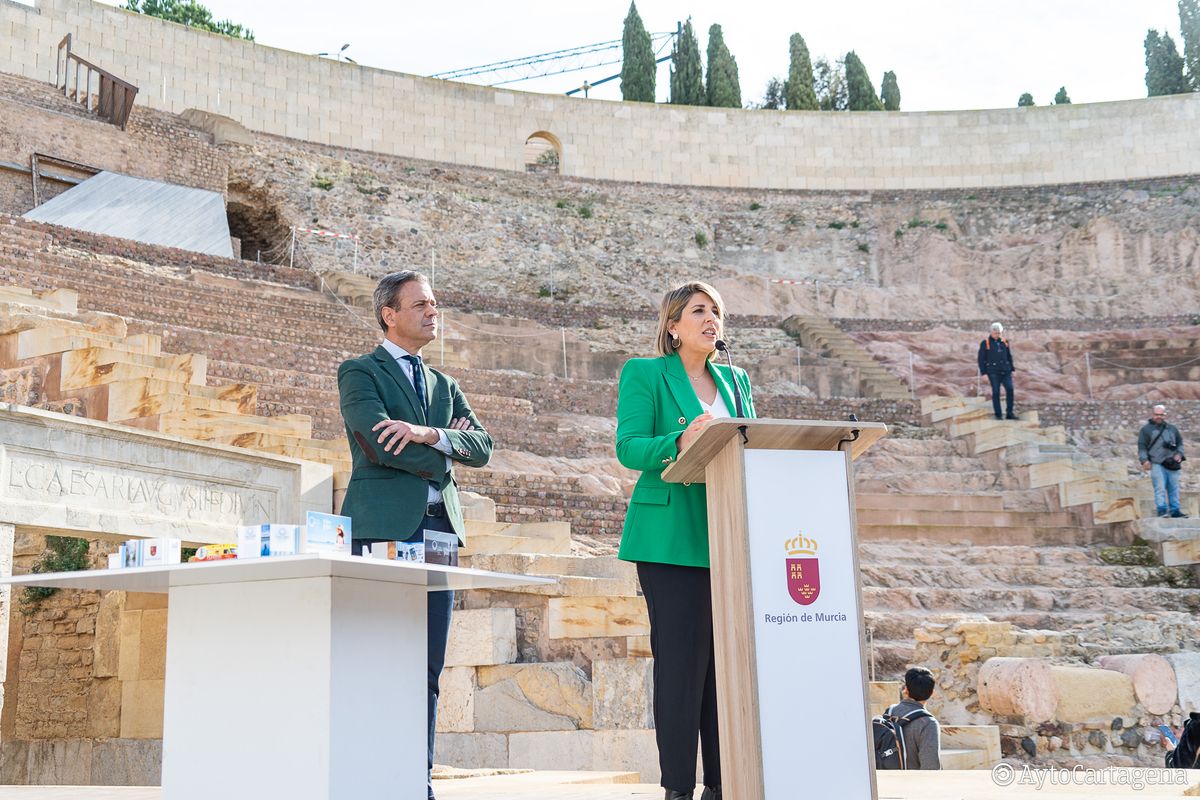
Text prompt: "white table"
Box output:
[[0, 553, 554, 800]]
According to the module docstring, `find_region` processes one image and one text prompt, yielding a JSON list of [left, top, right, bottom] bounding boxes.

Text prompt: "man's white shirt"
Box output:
[[380, 338, 453, 501]]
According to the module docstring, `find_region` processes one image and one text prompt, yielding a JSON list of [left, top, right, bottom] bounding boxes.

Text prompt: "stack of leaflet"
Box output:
[[110, 538, 183, 569], [369, 530, 458, 566], [236, 512, 352, 559]]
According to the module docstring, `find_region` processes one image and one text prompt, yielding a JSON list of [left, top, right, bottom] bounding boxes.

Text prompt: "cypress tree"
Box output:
[[1053, 86, 1071, 104], [844, 51, 883, 110], [1180, 0, 1200, 89], [706, 24, 742, 108], [669, 18, 705, 106], [1017, 93, 1035, 106], [1145, 29, 1189, 96], [620, 2, 656, 102], [880, 70, 900, 111], [784, 33, 818, 110]]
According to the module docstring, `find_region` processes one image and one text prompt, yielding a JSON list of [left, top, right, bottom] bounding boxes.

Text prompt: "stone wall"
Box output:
[[0, 533, 162, 785], [835, 315, 1200, 333], [1027, 400, 1200, 437], [3, 0, 1200, 191], [912, 621, 1188, 768], [227, 132, 1200, 319], [755, 397, 921, 427], [0, 73, 227, 217]]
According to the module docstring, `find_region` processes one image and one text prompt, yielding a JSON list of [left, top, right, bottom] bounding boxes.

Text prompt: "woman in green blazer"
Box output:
[[615, 281, 755, 800]]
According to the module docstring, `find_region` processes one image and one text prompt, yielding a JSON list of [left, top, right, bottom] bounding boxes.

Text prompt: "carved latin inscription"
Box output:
[[4, 453, 274, 524]]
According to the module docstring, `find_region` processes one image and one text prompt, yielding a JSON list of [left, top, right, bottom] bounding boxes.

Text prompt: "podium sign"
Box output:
[[663, 419, 885, 800], [745, 449, 872, 797]]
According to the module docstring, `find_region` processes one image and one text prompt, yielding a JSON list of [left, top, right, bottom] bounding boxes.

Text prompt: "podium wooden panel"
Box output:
[[662, 418, 886, 800]]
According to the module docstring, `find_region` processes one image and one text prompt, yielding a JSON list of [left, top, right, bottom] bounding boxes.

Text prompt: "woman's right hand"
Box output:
[[678, 412, 714, 453]]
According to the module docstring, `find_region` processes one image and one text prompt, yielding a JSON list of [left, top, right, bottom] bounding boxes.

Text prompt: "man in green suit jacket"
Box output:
[[337, 271, 492, 800]]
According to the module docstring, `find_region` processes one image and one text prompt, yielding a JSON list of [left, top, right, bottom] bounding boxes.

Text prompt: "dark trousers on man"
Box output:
[[354, 510, 455, 800], [636, 561, 721, 794], [987, 371, 1014, 418]]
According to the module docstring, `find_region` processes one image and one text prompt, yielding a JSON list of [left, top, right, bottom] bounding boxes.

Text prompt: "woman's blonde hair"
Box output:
[[653, 281, 726, 358]]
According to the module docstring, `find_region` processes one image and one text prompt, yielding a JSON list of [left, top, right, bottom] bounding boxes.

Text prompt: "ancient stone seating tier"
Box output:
[[1050, 336, 1200, 392], [4, 216, 1199, 780], [0, 287, 344, 473]]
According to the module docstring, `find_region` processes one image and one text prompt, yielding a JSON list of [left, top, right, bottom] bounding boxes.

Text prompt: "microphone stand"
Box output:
[[715, 339, 749, 444]]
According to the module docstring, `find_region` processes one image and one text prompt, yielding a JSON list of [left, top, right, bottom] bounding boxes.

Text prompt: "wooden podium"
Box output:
[[662, 418, 887, 800]]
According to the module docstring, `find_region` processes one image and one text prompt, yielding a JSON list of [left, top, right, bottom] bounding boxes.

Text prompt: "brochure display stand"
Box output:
[[662, 418, 887, 800], [0, 553, 553, 800]]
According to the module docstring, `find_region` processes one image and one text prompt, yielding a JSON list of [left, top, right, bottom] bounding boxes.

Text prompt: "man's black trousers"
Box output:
[[988, 371, 1014, 417]]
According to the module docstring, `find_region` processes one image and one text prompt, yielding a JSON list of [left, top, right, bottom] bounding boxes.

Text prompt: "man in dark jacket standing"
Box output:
[[1139, 404, 1187, 518], [978, 322, 1016, 420], [338, 271, 494, 800]]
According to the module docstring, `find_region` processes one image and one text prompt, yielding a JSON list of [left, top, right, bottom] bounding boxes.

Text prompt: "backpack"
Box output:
[[873, 705, 933, 770], [1166, 713, 1200, 769]]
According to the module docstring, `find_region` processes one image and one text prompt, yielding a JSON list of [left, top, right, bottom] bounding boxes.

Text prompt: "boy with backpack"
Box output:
[[874, 667, 941, 770]]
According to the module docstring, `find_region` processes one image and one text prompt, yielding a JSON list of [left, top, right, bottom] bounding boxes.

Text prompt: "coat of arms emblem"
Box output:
[[785, 534, 819, 605]]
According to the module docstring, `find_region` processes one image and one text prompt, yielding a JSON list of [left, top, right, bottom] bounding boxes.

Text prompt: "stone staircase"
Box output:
[[848, 422, 1200, 675], [922, 396, 1143, 524], [0, 292, 329, 456], [781, 315, 911, 399], [861, 540, 1200, 672], [1132, 516, 1200, 568]]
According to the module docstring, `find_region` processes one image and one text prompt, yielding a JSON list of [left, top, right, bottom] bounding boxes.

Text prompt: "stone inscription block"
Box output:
[[0, 405, 330, 542]]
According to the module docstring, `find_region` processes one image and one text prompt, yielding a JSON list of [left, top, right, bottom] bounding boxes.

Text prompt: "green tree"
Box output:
[[784, 33, 818, 110], [1053, 86, 1071, 104], [760, 77, 785, 109], [813, 57, 847, 111], [1145, 29, 1189, 96], [669, 18, 705, 105], [844, 51, 883, 110], [880, 70, 900, 110], [124, 0, 253, 40], [620, 2, 655, 102], [705, 24, 742, 108], [1180, 0, 1200, 89], [1017, 92, 1035, 106]]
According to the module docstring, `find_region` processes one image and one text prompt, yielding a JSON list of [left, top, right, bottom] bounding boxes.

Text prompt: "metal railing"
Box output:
[[55, 34, 139, 130]]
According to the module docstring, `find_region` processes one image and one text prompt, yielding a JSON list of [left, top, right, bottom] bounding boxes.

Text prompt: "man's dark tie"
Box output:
[[403, 354, 439, 498], [402, 354, 427, 416]]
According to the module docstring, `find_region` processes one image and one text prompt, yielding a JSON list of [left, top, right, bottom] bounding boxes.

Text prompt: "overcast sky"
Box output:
[[79, 0, 1185, 110]]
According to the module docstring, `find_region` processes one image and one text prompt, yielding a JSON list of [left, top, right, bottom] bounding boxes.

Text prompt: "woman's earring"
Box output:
[[671, 335, 680, 349]]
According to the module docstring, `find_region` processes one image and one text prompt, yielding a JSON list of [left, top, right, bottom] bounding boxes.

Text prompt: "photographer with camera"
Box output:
[[1139, 404, 1187, 518]]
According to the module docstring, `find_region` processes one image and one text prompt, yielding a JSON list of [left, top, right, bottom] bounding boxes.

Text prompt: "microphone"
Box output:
[[714, 339, 746, 418]]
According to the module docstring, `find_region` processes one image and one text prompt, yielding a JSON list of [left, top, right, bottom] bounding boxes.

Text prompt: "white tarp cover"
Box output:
[[24, 170, 234, 258]]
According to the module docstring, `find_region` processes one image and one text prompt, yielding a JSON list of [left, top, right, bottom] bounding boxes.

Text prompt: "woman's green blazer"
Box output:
[[615, 352, 756, 568]]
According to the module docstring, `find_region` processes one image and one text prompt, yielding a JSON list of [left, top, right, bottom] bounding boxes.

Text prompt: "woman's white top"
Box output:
[[699, 389, 731, 419]]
